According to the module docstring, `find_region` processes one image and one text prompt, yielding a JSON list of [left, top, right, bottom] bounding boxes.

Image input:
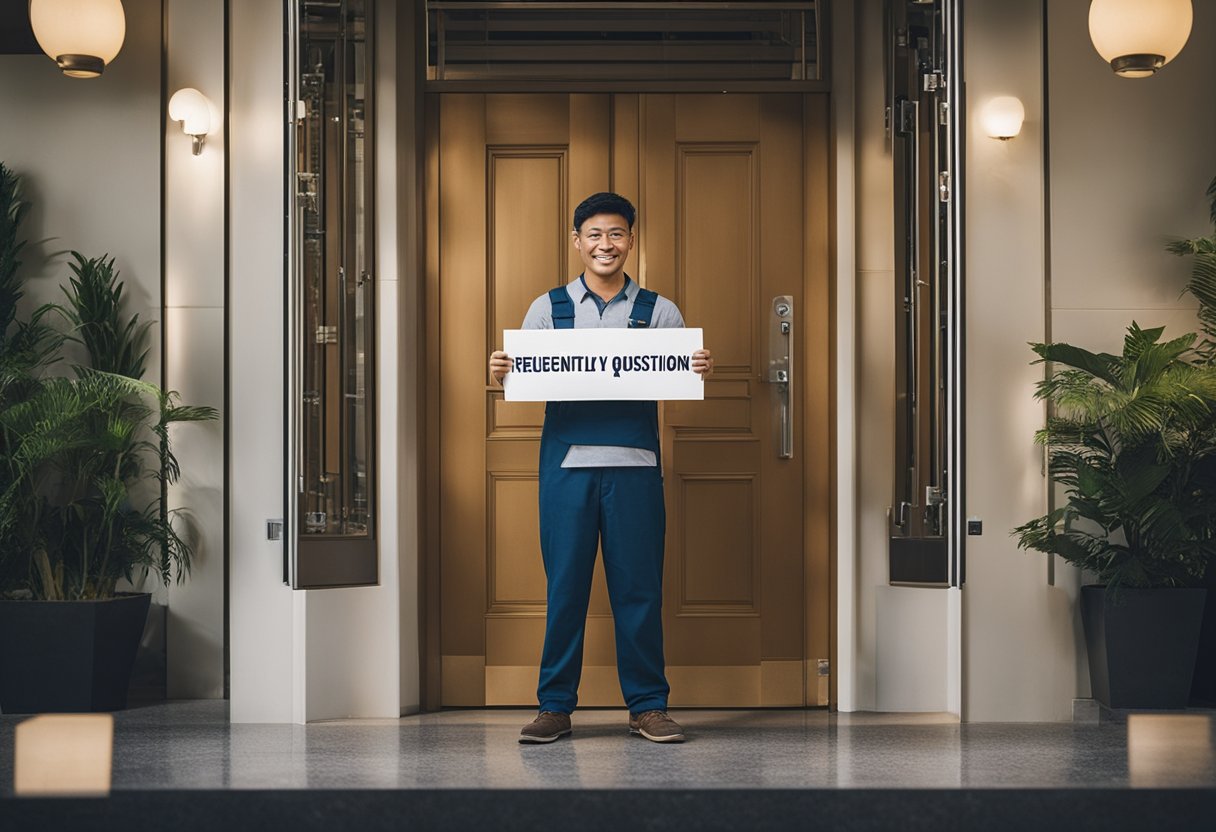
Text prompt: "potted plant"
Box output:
[[1014, 319, 1216, 709], [0, 162, 217, 713], [1167, 174, 1216, 705]]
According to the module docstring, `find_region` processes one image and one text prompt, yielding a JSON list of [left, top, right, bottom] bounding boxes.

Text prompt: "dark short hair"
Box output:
[[573, 192, 636, 232]]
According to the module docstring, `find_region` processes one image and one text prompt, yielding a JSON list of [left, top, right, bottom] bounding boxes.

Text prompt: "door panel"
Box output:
[[431, 92, 828, 707], [645, 93, 806, 705]]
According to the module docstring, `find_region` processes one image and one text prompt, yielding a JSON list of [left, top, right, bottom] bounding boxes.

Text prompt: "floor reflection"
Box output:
[[1, 702, 1214, 793], [1128, 714, 1216, 788]]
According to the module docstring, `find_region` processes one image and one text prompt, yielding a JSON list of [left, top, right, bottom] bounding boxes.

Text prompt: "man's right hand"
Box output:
[[489, 350, 513, 385]]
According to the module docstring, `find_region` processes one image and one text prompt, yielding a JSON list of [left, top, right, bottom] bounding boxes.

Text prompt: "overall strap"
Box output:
[[629, 288, 659, 328], [548, 286, 575, 330]]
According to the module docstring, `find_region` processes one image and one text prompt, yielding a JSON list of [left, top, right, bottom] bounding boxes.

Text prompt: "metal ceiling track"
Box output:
[[426, 0, 824, 87]]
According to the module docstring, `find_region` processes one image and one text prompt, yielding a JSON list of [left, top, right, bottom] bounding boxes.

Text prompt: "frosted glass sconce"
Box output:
[[168, 88, 212, 155], [981, 96, 1025, 141]]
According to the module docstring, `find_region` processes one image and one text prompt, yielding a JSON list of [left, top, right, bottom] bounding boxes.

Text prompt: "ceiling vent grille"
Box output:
[[427, 1, 823, 85]]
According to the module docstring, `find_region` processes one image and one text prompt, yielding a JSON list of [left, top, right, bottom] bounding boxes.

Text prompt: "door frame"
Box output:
[[416, 90, 836, 712]]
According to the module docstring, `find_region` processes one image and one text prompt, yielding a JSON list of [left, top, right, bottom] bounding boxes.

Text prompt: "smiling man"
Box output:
[[489, 192, 713, 744]]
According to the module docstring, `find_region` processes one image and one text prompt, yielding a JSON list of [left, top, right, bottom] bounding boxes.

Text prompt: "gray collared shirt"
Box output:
[[521, 275, 685, 467]]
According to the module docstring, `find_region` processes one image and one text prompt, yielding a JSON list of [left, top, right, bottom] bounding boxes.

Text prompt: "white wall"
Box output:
[[0, 2, 162, 385], [844, 0, 952, 715], [832, 0, 858, 713], [228, 0, 302, 723], [962, 0, 1075, 724], [299, 0, 408, 722], [1048, 5, 1216, 359], [850, 0, 892, 713], [229, 0, 408, 723], [165, 0, 226, 701]]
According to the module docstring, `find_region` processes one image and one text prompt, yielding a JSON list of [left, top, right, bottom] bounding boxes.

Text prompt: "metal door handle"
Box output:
[[766, 296, 793, 459]]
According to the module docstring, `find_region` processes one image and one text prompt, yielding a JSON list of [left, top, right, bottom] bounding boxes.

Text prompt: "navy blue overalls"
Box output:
[[536, 286, 671, 716]]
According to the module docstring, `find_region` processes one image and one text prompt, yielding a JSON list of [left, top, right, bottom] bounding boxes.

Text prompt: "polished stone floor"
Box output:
[[3, 701, 1215, 794]]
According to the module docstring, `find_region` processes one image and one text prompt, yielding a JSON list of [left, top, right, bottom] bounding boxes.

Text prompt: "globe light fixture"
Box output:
[[1088, 0, 1193, 78], [981, 96, 1025, 141], [29, 0, 126, 78]]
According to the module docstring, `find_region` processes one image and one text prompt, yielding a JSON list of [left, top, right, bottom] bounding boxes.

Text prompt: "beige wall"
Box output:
[[165, 0, 226, 701], [851, 0, 897, 712], [847, 0, 952, 714], [1048, 4, 1216, 354], [962, 0, 1074, 722], [229, 0, 409, 723], [831, 0, 859, 712], [0, 2, 162, 382], [957, 0, 1216, 721], [227, 0, 301, 722]]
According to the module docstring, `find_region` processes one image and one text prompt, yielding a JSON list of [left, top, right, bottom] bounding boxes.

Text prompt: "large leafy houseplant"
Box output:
[[1013, 324, 1216, 588], [1015, 176, 1216, 588], [1167, 174, 1216, 704], [0, 163, 217, 601]]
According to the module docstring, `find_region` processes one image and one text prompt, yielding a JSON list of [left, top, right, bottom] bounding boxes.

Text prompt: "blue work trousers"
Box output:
[[536, 463, 669, 715]]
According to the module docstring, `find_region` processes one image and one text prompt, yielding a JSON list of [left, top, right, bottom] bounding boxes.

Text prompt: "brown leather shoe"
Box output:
[[519, 711, 572, 744], [629, 710, 686, 743]]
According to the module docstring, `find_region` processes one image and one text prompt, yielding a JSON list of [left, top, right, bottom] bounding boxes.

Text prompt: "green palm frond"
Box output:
[[0, 162, 31, 344], [59, 253, 152, 379], [1122, 322, 1166, 362], [1018, 292, 1216, 586], [1124, 328, 1195, 387], [166, 404, 220, 423], [1187, 254, 1216, 343], [1207, 174, 1216, 227], [1032, 341, 1121, 386]]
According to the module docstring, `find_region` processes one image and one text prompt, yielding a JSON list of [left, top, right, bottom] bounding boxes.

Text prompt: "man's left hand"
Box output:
[[692, 348, 714, 379]]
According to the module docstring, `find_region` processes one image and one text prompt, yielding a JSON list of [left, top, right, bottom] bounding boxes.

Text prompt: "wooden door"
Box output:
[[428, 93, 830, 708]]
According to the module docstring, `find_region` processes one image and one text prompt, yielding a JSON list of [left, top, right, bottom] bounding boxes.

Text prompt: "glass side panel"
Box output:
[[295, 0, 374, 539]]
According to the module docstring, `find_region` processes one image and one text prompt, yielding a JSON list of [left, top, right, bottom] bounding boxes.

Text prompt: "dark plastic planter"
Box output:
[[1080, 585, 1207, 710], [0, 592, 151, 714], [1193, 561, 1216, 706]]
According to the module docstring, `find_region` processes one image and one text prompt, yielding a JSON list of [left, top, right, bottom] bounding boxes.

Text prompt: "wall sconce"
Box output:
[[29, 0, 126, 78], [981, 96, 1025, 141], [1089, 0, 1193, 78], [168, 88, 212, 155]]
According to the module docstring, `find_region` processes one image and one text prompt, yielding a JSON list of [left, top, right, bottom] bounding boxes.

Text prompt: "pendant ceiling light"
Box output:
[[1089, 0, 1192, 78], [29, 0, 126, 78]]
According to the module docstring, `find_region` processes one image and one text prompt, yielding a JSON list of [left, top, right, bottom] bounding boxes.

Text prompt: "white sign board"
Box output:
[[503, 328, 704, 401]]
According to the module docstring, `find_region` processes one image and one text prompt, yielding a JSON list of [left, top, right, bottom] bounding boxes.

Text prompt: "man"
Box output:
[[489, 192, 713, 744]]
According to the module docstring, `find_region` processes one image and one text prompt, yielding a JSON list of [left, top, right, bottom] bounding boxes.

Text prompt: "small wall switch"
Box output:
[[966, 518, 982, 536]]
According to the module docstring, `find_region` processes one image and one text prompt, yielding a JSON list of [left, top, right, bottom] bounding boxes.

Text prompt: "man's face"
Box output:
[[572, 212, 633, 282]]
